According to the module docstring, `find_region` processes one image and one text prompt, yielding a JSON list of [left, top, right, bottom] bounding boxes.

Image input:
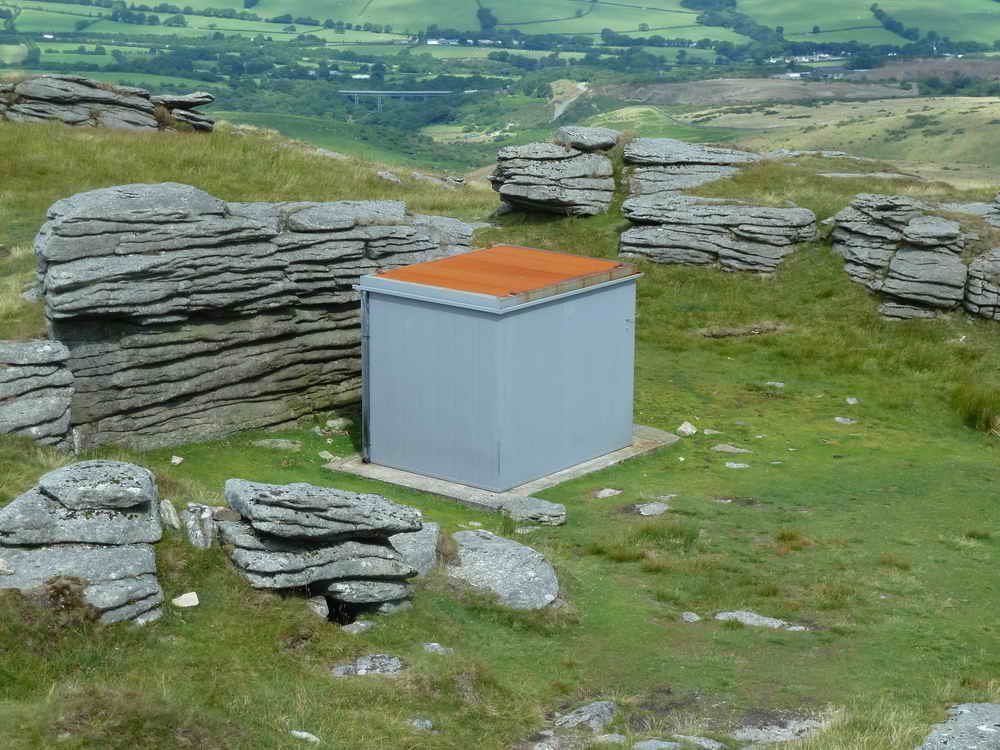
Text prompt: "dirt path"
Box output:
[[551, 81, 589, 122]]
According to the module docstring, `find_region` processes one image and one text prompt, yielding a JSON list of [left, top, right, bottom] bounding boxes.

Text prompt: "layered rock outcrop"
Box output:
[[0, 340, 73, 448], [490, 141, 615, 216], [219, 479, 422, 612], [0, 75, 215, 131], [830, 194, 993, 319], [0, 460, 164, 624], [34, 182, 475, 451], [624, 137, 759, 196], [620, 194, 817, 273]]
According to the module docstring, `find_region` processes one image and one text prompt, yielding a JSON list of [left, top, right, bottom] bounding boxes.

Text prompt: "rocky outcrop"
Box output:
[[965, 249, 1000, 320], [446, 530, 559, 610], [830, 194, 983, 319], [490, 142, 615, 216], [620, 194, 817, 273], [624, 137, 759, 196], [34, 182, 476, 451], [0, 340, 73, 448], [219, 480, 421, 612], [0, 460, 164, 624], [0, 75, 215, 132], [554, 125, 621, 152]]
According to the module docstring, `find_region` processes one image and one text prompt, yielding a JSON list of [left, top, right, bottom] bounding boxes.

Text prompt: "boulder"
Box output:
[[3, 75, 213, 132], [0, 461, 164, 624], [553, 700, 616, 732], [218, 520, 416, 589], [224, 479, 421, 541], [490, 143, 615, 217], [498, 496, 566, 526], [0, 340, 73, 447], [34, 183, 476, 451], [554, 126, 621, 152], [447, 530, 559, 610], [831, 194, 976, 319], [620, 195, 816, 273], [331, 653, 406, 677], [182, 503, 216, 550], [916, 703, 1000, 750], [623, 138, 758, 196], [388, 522, 440, 575], [964, 249, 1000, 320]]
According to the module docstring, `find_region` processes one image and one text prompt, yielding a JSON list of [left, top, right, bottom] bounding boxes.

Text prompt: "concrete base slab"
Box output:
[[323, 425, 678, 513]]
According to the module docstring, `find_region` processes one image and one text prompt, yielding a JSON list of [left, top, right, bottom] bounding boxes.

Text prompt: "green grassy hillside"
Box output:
[[2, 117, 1000, 750]]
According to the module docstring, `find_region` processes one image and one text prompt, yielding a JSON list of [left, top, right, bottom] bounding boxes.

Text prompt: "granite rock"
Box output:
[[0, 340, 73, 447], [447, 530, 559, 609], [554, 126, 621, 151], [491, 143, 615, 216]]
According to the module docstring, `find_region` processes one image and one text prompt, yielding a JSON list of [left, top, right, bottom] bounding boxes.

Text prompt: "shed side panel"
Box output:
[[498, 281, 635, 489], [365, 292, 500, 487]]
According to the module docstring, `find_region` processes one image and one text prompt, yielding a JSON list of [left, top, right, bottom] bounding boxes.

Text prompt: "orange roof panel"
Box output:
[[376, 245, 639, 299]]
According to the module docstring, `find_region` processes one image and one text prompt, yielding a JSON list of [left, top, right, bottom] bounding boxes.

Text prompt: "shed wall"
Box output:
[[497, 281, 635, 488], [364, 292, 501, 487]]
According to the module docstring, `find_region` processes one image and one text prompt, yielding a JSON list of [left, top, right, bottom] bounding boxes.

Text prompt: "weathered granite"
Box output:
[[965, 249, 1000, 320], [2, 75, 215, 132], [620, 195, 816, 273], [388, 522, 440, 576], [830, 194, 978, 319], [0, 461, 163, 624], [34, 183, 476, 451], [0, 340, 73, 447], [490, 143, 615, 216], [447, 530, 559, 610], [554, 126, 621, 152], [224, 479, 421, 541], [218, 520, 416, 589], [624, 138, 759, 167]]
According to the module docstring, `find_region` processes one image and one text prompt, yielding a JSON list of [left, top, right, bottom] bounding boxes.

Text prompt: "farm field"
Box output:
[[876, 0, 1000, 46], [3, 120, 1000, 749], [0, 43, 28, 63], [586, 104, 750, 140]]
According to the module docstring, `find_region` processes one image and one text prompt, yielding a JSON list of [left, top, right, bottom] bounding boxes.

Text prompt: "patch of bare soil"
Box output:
[[593, 78, 912, 107]]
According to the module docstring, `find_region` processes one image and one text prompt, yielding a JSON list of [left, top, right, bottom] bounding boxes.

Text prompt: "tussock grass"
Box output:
[[952, 381, 1000, 436]]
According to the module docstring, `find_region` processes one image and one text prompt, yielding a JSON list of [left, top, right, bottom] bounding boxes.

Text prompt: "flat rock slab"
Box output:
[[715, 610, 807, 631], [635, 502, 669, 516], [251, 439, 302, 452], [499, 496, 566, 526], [225, 479, 421, 541], [624, 138, 759, 167], [325, 425, 677, 511], [916, 703, 1000, 749], [331, 654, 405, 677], [37, 460, 157, 510], [554, 125, 621, 151], [553, 700, 616, 732], [447, 530, 558, 610]]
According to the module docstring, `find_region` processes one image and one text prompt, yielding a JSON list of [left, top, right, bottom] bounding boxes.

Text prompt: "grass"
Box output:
[[3, 118, 1000, 748]]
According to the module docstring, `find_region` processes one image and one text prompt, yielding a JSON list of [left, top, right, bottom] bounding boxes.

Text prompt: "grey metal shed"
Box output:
[[358, 244, 641, 492]]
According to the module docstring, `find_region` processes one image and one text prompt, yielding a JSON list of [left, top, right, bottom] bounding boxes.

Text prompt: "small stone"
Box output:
[[770, 460, 783, 465], [0, 558, 15, 576], [289, 730, 321, 744], [515, 527, 538, 535], [182, 504, 216, 549], [765, 381, 785, 388], [159, 499, 181, 530], [317, 451, 336, 460], [846, 397, 859, 405], [331, 653, 406, 677], [467, 521, 482, 527], [554, 700, 617, 732], [834, 417, 857, 425], [676, 421, 697, 436], [410, 718, 434, 731], [170, 456, 184, 465], [681, 611, 701, 623], [715, 610, 802, 630], [711, 444, 751, 454], [725, 462, 749, 469], [500, 495, 566, 526], [374, 599, 413, 615], [632, 740, 681, 750], [423, 642, 454, 655], [171, 591, 199, 608], [672, 736, 723, 750], [594, 488, 623, 499], [703, 429, 722, 435], [342, 621, 375, 635], [635, 502, 669, 516], [307, 596, 329, 619], [655, 494, 678, 500], [251, 439, 302, 452], [376, 170, 402, 184], [326, 417, 352, 431]]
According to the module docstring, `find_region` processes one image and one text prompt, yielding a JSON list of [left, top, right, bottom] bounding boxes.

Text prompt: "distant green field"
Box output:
[[587, 104, 750, 140], [742, 0, 1000, 45], [638, 45, 715, 61], [877, 0, 1000, 45]]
